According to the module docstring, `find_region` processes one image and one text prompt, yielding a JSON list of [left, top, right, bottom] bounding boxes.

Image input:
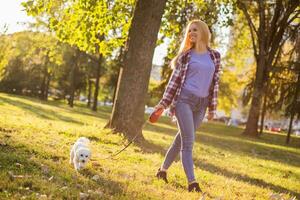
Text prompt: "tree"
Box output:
[[286, 66, 300, 144], [221, 9, 255, 117], [236, 0, 299, 137], [37, 36, 62, 100], [106, 0, 167, 140], [0, 32, 62, 97], [22, 0, 135, 110], [0, 25, 10, 74], [269, 36, 300, 143]]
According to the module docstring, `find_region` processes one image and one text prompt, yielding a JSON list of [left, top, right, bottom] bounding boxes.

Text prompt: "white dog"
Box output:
[[70, 137, 91, 171]]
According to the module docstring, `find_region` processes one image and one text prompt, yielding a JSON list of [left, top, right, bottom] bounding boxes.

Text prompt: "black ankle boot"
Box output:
[[156, 168, 168, 183], [188, 182, 202, 192]]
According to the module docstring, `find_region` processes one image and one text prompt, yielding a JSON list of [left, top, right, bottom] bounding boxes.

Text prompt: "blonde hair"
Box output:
[[170, 19, 211, 69]]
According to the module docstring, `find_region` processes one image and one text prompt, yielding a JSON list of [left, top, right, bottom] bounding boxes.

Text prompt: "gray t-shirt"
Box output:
[[182, 49, 215, 97]]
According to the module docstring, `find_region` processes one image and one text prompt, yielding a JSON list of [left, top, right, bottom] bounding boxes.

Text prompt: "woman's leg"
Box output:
[[175, 101, 196, 183], [160, 131, 181, 170], [185, 97, 208, 184], [193, 97, 209, 131]]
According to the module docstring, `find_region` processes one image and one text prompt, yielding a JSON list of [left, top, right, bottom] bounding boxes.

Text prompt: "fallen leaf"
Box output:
[[48, 176, 54, 181], [199, 192, 206, 200], [92, 175, 100, 181], [41, 164, 50, 175], [15, 163, 24, 168], [92, 162, 101, 167], [80, 192, 89, 200], [39, 194, 47, 199]]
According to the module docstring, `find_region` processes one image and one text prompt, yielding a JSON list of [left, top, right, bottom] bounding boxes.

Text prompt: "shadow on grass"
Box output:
[[135, 138, 167, 155], [144, 120, 300, 168], [0, 96, 84, 125], [196, 132, 300, 168], [200, 122, 300, 149], [55, 103, 111, 121], [143, 122, 177, 136], [260, 131, 300, 148], [194, 158, 300, 199], [149, 118, 300, 149], [0, 95, 112, 126]]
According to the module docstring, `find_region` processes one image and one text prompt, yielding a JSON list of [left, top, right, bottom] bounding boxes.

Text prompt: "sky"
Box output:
[[0, 1, 34, 33]]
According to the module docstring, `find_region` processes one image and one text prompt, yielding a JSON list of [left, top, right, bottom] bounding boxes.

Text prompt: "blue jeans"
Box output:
[[161, 89, 209, 183]]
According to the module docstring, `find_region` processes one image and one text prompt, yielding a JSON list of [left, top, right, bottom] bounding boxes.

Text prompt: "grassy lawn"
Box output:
[[0, 93, 299, 200]]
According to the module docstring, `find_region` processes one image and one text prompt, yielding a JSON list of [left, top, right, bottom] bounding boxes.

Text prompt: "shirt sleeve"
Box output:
[[158, 58, 182, 109], [208, 51, 222, 118]]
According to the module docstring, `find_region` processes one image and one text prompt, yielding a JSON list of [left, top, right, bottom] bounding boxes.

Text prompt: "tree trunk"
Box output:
[[68, 51, 78, 108], [107, 0, 167, 140], [242, 1, 266, 137], [92, 54, 103, 111], [287, 70, 300, 144], [68, 66, 75, 107], [112, 46, 125, 104], [40, 50, 50, 100], [87, 78, 92, 108], [259, 89, 267, 135], [112, 70, 119, 105], [242, 62, 265, 137], [44, 72, 51, 100], [40, 67, 47, 100], [287, 111, 295, 144], [259, 77, 269, 135]]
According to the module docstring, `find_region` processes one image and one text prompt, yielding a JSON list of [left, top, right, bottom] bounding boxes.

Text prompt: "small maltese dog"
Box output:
[[70, 137, 91, 171]]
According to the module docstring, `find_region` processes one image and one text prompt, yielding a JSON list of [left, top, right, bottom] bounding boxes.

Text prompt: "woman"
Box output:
[[154, 19, 221, 192]]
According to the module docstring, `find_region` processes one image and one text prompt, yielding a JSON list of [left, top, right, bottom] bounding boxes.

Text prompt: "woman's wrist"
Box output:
[[157, 100, 167, 109], [207, 111, 215, 120]]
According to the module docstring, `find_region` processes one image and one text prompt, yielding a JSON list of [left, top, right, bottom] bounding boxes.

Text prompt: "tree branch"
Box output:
[[287, 9, 300, 25], [267, 1, 299, 67], [268, 0, 282, 47], [237, 0, 259, 59]]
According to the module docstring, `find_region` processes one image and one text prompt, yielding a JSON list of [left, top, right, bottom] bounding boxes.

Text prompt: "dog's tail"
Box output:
[[77, 137, 90, 144]]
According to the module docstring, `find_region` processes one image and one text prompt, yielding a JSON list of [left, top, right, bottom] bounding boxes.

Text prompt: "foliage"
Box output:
[[0, 32, 62, 96], [0, 31, 91, 100], [223, 9, 256, 115], [22, 0, 136, 107], [22, 0, 135, 56]]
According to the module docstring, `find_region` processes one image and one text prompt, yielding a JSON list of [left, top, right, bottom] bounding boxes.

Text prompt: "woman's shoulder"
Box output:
[[178, 49, 192, 62], [208, 47, 221, 58], [179, 49, 192, 58]]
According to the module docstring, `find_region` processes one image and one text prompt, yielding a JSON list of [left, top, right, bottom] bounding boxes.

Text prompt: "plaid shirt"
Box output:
[[158, 47, 222, 119]]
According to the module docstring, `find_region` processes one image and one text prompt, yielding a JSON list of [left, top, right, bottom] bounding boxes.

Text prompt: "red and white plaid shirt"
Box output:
[[158, 47, 222, 119]]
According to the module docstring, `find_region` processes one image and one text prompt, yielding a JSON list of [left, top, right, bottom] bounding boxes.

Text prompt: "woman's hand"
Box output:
[[154, 104, 164, 111], [149, 104, 165, 123], [207, 112, 214, 121]]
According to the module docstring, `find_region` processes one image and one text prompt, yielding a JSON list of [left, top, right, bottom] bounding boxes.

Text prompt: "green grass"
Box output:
[[0, 93, 299, 200]]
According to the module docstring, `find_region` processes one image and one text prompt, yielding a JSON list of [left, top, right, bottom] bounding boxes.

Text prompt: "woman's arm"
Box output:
[[208, 51, 222, 118], [157, 60, 182, 109]]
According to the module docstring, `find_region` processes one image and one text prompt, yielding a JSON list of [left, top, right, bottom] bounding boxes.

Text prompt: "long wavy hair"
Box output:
[[170, 19, 211, 69]]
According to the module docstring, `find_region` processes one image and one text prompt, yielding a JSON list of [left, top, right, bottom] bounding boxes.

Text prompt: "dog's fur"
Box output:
[[70, 137, 91, 171]]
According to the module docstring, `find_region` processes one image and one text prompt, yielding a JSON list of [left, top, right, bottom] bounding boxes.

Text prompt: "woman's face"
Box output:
[[188, 23, 201, 44]]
